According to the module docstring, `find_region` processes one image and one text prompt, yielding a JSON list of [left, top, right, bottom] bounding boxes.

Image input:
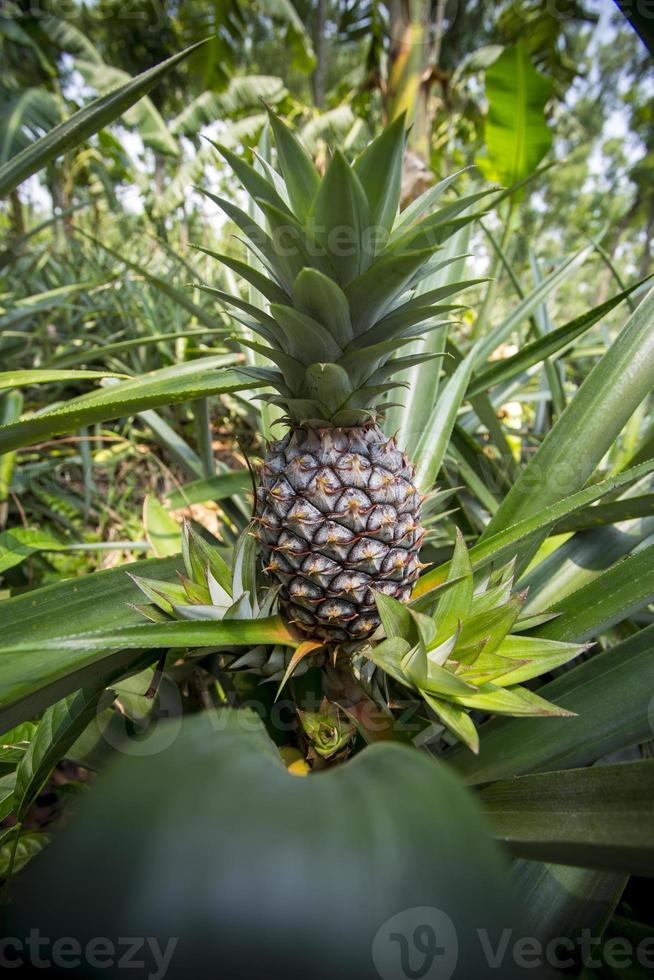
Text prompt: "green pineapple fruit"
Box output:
[[196, 112, 491, 643]]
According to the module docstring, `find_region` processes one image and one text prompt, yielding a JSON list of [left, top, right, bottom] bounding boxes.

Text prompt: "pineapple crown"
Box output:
[[195, 110, 493, 426]]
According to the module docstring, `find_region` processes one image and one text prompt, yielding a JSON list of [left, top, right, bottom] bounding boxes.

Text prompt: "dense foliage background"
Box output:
[[1, 3, 654, 977]]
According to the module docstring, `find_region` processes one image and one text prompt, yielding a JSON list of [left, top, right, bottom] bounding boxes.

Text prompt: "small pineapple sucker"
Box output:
[[255, 423, 424, 642]]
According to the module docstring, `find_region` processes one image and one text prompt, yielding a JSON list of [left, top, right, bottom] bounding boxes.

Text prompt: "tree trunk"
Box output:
[[386, 0, 426, 124], [312, 0, 328, 109]]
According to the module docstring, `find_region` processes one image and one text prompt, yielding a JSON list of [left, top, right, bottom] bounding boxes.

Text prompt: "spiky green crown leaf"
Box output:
[[132, 524, 583, 755], [196, 111, 493, 426]]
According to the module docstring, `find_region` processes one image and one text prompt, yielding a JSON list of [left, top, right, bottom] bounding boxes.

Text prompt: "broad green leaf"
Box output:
[[0, 370, 126, 391], [512, 861, 627, 952], [8, 709, 521, 979], [475, 245, 592, 365], [484, 284, 654, 537], [468, 276, 650, 397], [47, 328, 227, 369], [143, 497, 181, 557], [0, 831, 50, 877], [0, 555, 181, 729], [165, 471, 251, 508], [554, 492, 654, 532], [447, 625, 654, 784], [0, 40, 207, 197], [532, 543, 654, 642], [413, 458, 654, 601], [0, 722, 36, 765], [413, 343, 478, 493], [0, 527, 67, 574], [0, 772, 17, 822], [14, 688, 111, 821], [170, 75, 286, 136], [481, 761, 654, 874], [476, 42, 552, 189], [0, 358, 253, 454], [0, 390, 22, 504]]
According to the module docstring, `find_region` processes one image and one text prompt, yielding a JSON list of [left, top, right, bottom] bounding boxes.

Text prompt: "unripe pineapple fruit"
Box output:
[[197, 111, 490, 642], [257, 424, 423, 641]]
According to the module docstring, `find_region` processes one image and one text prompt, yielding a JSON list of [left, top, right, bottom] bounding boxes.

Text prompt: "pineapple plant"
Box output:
[[195, 111, 490, 643]]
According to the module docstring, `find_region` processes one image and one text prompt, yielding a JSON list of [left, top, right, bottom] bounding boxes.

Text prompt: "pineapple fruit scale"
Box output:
[[198, 111, 490, 643]]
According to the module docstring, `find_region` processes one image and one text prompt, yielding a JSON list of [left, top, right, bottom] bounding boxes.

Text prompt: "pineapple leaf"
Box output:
[[209, 139, 293, 217], [127, 573, 187, 616], [432, 530, 473, 646], [352, 307, 456, 349], [456, 594, 525, 658], [275, 640, 324, 700], [423, 693, 480, 755], [300, 363, 354, 411], [195, 282, 277, 332], [338, 336, 417, 387], [388, 189, 494, 254], [370, 352, 446, 386], [255, 197, 332, 284], [353, 112, 406, 245], [375, 591, 414, 640], [309, 149, 372, 285], [485, 636, 586, 687], [292, 268, 353, 347], [270, 303, 343, 363], [403, 645, 477, 697], [391, 168, 472, 236], [345, 247, 437, 333], [14, 688, 112, 822], [190, 245, 290, 305], [195, 188, 286, 284], [182, 523, 232, 595], [267, 108, 320, 221], [366, 636, 412, 687], [237, 337, 306, 389], [449, 683, 575, 717]]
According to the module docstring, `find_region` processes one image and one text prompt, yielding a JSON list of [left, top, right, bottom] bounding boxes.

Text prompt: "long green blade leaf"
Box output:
[[0, 41, 207, 198]]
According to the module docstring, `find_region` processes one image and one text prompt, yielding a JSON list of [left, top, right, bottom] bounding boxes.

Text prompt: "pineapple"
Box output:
[[196, 112, 490, 643]]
